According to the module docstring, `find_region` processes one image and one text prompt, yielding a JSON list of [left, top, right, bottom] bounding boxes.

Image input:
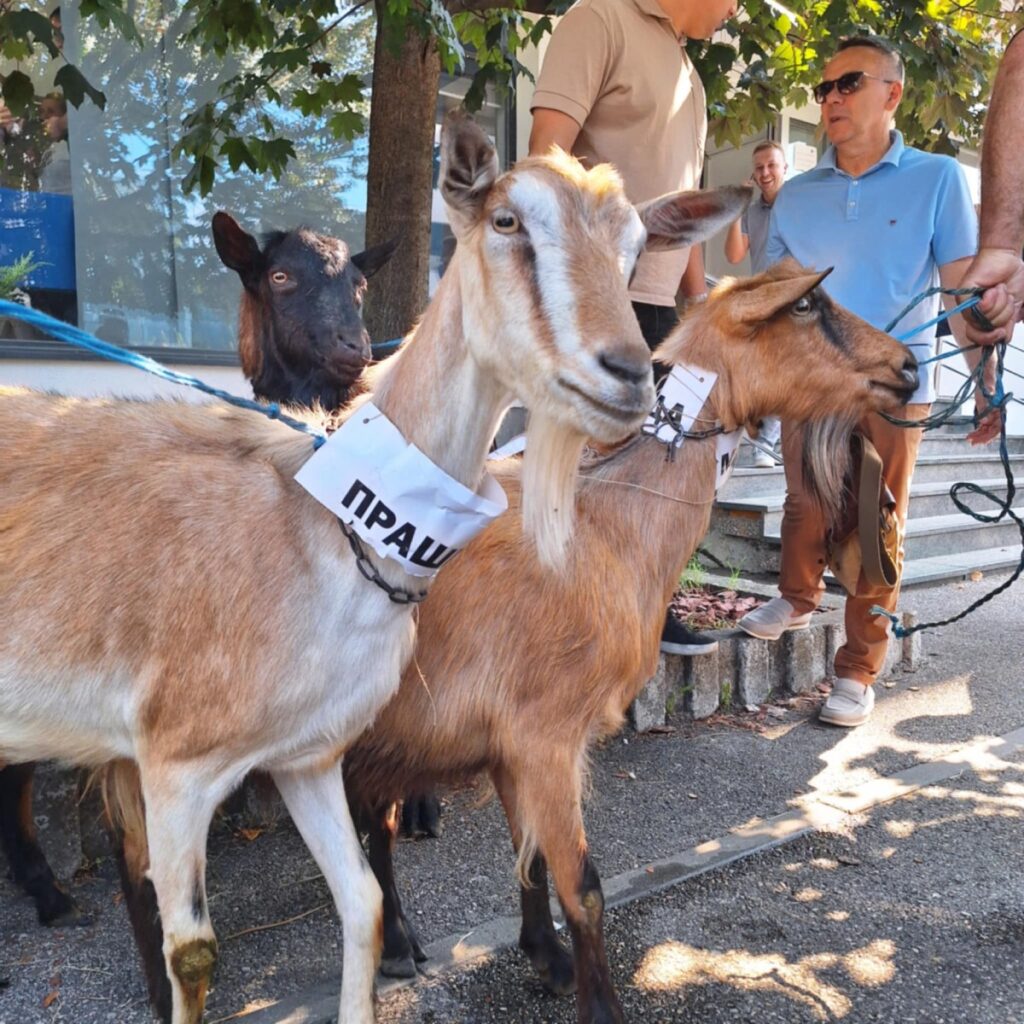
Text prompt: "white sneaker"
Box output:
[[819, 678, 875, 727], [751, 449, 776, 468], [738, 597, 813, 641]]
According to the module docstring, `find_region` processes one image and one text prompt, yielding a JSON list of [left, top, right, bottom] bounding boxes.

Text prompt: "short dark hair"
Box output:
[[836, 35, 905, 83]]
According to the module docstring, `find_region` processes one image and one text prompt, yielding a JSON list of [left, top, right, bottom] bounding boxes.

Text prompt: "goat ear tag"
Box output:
[[295, 403, 508, 577], [644, 363, 718, 446]]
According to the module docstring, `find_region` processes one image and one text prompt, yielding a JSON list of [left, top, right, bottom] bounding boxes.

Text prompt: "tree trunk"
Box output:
[[364, 1, 441, 346]]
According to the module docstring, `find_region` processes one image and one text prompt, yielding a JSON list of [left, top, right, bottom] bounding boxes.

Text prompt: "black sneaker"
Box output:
[[660, 612, 719, 655]]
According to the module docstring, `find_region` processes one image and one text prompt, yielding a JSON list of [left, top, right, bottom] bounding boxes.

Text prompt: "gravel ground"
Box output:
[[1, 570, 1022, 1023], [377, 750, 1024, 1023]]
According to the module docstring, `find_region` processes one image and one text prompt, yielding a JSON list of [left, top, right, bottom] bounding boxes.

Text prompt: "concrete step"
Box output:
[[756, 506, 1024, 561], [917, 433, 1024, 455], [716, 478, 1014, 538], [898, 545, 1022, 586], [720, 450, 1023, 498]]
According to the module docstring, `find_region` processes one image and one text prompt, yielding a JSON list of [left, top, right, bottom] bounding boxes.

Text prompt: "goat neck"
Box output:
[[365, 249, 510, 495], [580, 399, 721, 615]]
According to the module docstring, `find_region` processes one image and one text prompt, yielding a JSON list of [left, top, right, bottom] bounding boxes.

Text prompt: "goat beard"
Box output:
[[520, 411, 587, 571], [800, 413, 858, 531]]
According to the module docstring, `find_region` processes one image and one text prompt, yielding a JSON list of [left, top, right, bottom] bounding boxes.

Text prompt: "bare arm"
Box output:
[[961, 32, 1024, 342], [679, 245, 706, 299], [979, 33, 1024, 253], [724, 218, 749, 264], [529, 108, 582, 158], [940, 257, 1001, 444]]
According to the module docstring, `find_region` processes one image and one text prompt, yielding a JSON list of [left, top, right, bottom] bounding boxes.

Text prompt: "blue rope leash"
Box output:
[[867, 286, 1021, 638], [372, 337, 402, 356], [0, 299, 328, 448]]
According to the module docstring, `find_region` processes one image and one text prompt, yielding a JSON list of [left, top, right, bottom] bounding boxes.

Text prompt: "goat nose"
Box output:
[[599, 350, 650, 386], [338, 331, 370, 358]]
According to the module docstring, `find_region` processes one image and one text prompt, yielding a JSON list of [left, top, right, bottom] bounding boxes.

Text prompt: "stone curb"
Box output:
[[630, 586, 919, 733]]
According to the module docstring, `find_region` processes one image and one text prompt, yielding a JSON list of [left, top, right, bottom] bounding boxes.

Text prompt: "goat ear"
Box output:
[[731, 266, 834, 325], [351, 234, 400, 280], [638, 185, 754, 252], [439, 110, 499, 238], [212, 212, 264, 289]]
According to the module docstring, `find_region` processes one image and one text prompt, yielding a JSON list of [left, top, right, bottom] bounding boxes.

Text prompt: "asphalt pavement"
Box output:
[[1, 570, 1022, 1024]]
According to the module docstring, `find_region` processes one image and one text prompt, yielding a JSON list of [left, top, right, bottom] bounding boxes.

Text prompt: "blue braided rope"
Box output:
[[372, 337, 402, 356], [867, 287, 1021, 638], [0, 299, 328, 448]]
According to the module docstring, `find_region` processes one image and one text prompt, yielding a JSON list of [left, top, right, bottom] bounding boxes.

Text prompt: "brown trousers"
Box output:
[[779, 404, 930, 685]]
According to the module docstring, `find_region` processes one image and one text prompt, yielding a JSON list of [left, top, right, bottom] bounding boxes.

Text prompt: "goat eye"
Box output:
[[793, 296, 813, 315], [492, 210, 520, 235], [269, 270, 290, 286]]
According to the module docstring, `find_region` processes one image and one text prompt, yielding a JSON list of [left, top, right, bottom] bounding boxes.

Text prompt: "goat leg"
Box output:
[[273, 760, 382, 1024], [399, 790, 443, 839], [518, 851, 576, 996], [0, 763, 84, 927], [492, 765, 577, 998], [140, 760, 234, 1024], [495, 760, 623, 1024], [558, 853, 623, 1024], [114, 816, 174, 1024], [369, 800, 427, 978]]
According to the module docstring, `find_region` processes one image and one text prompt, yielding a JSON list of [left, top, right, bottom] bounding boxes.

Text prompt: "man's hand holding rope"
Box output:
[[961, 247, 1024, 348]]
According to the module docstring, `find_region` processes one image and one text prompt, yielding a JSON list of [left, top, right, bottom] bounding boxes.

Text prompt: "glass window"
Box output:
[[429, 67, 511, 292], [788, 117, 825, 157], [1, 1, 511, 360]]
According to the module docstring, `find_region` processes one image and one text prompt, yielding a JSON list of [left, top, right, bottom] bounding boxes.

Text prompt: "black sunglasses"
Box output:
[[813, 70, 897, 104]]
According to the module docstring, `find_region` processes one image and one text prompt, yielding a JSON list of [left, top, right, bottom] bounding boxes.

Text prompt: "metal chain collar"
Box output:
[[641, 394, 726, 462], [337, 519, 428, 605]]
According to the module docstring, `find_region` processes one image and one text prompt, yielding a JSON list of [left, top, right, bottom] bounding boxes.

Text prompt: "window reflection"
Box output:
[[0, 0, 511, 355]]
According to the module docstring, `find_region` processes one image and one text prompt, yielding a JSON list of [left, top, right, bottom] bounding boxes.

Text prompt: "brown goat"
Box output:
[[343, 261, 920, 1023], [1, 115, 746, 1024]]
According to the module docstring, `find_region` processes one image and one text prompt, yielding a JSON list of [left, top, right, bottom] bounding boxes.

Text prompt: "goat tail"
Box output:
[[800, 414, 858, 530], [520, 412, 586, 571], [93, 759, 149, 878]]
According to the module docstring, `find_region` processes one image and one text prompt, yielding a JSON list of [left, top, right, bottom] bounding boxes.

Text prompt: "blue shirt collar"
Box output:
[[816, 129, 905, 178]]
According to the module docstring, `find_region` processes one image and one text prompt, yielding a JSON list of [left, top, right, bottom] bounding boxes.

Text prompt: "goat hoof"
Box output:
[[44, 904, 92, 928], [379, 954, 419, 980], [37, 886, 89, 928], [400, 795, 443, 840], [398, 914, 428, 963], [523, 940, 576, 996]]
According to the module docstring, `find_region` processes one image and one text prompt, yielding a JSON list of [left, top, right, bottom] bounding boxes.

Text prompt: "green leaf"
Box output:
[[220, 136, 257, 172], [78, 0, 143, 45], [4, 10, 60, 56], [327, 109, 364, 140], [54, 65, 107, 110], [1, 71, 35, 117]]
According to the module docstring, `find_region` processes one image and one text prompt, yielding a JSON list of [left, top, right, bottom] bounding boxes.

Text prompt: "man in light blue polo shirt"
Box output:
[[739, 35, 986, 727]]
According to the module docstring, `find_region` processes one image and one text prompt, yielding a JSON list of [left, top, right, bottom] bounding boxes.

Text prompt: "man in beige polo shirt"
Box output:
[[530, 0, 738, 658]]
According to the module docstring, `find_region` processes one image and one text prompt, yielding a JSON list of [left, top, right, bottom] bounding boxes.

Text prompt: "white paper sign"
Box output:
[[295, 403, 508, 577], [715, 429, 744, 493], [644, 363, 719, 447], [488, 433, 527, 460]]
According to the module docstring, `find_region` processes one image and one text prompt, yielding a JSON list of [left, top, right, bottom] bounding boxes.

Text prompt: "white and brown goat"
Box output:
[[0, 215, 395, 934], [339, 262, 921, 1023], [0, 113, 738, 1024]]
